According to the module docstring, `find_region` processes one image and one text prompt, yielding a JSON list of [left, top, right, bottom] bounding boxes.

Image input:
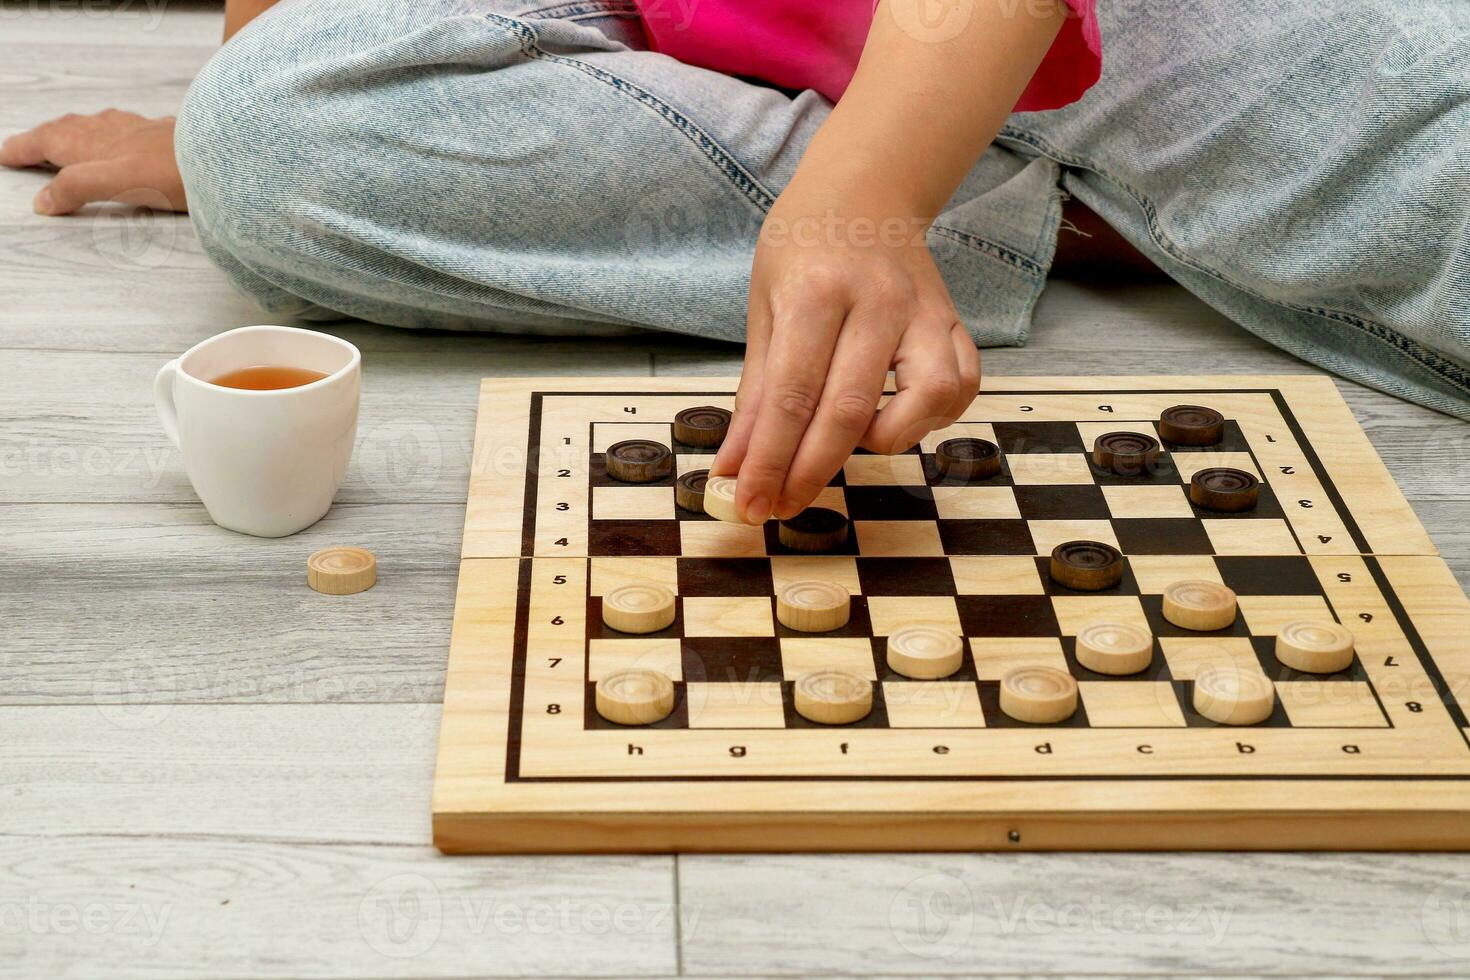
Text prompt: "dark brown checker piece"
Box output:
[[1189, 466, 1260, 512], [1048, 540, 1125, 591], [1158, 405, 1225, 446], [673, 406, 732, 448], [676, 468, 708, 513], [777, 506, 850, 552], [936, 437, 1002, 481], [605, 439, 673, 483], [1092, 431, 1162, 476]]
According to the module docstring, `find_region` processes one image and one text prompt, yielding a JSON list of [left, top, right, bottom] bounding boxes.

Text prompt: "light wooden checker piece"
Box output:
[[435, 376, 1470, 853]]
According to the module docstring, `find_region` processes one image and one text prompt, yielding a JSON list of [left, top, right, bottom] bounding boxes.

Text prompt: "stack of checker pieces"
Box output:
[[586, 404, 1377, 733]]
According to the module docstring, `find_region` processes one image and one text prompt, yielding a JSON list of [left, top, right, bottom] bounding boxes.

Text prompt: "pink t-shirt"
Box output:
[[636, 1, 1100, 112]]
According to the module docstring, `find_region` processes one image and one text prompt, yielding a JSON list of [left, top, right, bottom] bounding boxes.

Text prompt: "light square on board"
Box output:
[[882, 681, 987, 728], [1173, 452, 1262, 483], [771, 556, 862, 595], [1275, 681, 1387, 727], [866, 595, 962, 636], [843, 454, 928, 486], [1238, 595, 1336, 635], [675, 453, 716, 476], [1204, 519, 1301, 556], [968, 637, 1067, 680], [1007, 453, 1097, 486], [1028, 519, 1121, 557], [1159, 637, 1262, 680], [686, 682, 787, 728], [855, 521, 945, 557], [589, 556, 679, 596], [780, 637, 878, 680], [682, 596, 774, 637], [920, 421, 998, 454], [593, 421, 674, 453], [932, 486, 1021, 520], [680, 521, 769, 558], [949, 556, 1046, 595], [1079, 682, 1186, 728], [1051, 595, 1150, 636], [808, 485, 850, 515], [1128, 555, 1224, 594], [1101, 485, 1196, 520], [588, 638, 684, 681], [592, 485, 676, 521]]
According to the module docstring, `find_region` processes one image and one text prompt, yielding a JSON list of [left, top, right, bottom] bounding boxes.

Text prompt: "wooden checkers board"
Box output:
[[433, 376, 1470, 852]]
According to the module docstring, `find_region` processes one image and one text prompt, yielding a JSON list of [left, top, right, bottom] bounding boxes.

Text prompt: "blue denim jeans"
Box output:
[[175, 0, 1470, 418]]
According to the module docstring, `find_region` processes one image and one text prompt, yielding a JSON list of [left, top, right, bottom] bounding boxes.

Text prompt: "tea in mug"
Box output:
[[210, 365, 329, 390]]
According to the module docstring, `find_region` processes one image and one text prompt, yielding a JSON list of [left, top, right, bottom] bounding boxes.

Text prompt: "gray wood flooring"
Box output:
[[3, 2, 1468, 976]]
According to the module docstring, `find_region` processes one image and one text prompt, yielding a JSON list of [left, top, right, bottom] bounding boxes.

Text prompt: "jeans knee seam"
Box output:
[[930, 224, 1046, 278], [997, 125, 1470, 396], [487, 12, 776, 215], [519, 1, 639, 21]]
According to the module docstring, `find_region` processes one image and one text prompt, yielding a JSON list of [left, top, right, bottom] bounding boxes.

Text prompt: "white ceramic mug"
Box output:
[[155, 325, 361, 537]]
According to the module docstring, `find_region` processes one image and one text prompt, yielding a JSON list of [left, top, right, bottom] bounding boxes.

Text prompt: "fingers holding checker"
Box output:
[[714, 240, 981, 524]]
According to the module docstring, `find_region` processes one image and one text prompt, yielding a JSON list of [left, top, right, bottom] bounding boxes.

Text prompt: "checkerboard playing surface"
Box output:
[[433, 376, 1470, 853]]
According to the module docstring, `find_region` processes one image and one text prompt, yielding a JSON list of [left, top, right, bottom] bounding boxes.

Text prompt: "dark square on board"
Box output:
[[677, 558, 775, 597], [843, 485, 940, 522], [1214, 556, 1323, 596], [1014, 484, 1111, 521], [956, 595, 1061, 636], [939, 519, 1037, 556], [588, 520, 682, 556], [991, 421, 1086, 455], [856, 557, 958, 596], [681, 637, 785, 684], [1112, 518, 1216, 556]]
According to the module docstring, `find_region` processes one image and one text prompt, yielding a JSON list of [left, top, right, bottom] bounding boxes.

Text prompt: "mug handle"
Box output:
[[154, 358, 181, 447]]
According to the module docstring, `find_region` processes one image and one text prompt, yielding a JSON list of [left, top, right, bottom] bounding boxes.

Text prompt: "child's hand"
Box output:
[[0, 110, 186, 215], [713, 177, 980, 523]]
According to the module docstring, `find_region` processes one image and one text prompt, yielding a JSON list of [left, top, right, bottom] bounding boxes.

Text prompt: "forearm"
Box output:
[[224, 0, 280, 42], [798, 0, 1067, 221]]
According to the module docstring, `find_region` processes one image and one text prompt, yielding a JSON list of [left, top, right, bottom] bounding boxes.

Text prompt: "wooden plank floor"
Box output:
[[3, 3, 1468, 976]]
